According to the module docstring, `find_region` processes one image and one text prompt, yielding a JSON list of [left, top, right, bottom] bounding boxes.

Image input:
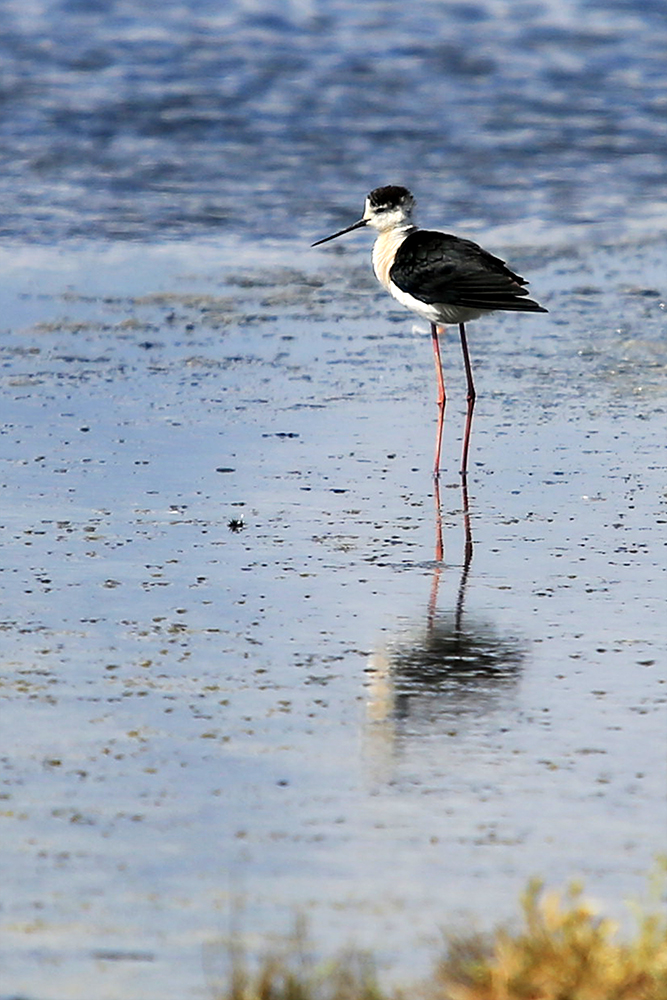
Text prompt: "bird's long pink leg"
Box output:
[[461, 471, 473, 567], [458, 322, 476, 479], [433, 473, 444, 563], [431, 322, 446, 478]]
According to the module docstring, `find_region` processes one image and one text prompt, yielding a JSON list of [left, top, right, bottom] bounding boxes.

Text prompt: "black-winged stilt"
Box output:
[[313, 185, 547, 479]]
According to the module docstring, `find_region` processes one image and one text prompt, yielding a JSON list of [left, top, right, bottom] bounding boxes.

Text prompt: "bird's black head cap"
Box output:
[[368, 185, 414, 210]]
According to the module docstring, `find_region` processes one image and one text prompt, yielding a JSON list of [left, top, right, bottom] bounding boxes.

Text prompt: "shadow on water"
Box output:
[[366, 478, 525, 751]]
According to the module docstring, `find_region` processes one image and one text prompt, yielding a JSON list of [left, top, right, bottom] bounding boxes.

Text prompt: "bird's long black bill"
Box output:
[[311, 218, 367, 246]]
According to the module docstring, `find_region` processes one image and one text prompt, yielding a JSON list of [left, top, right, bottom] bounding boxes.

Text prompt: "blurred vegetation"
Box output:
[[210, 864, 667, 1000], [436, 873, 667, 1000]]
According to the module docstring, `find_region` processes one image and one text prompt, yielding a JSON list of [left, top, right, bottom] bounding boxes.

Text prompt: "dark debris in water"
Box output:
[[91, 950, 155, 963]]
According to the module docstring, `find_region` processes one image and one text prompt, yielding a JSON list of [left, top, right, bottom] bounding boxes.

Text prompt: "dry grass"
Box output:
[[435, 875, 667, 1000], [207, 916, 384, 1000], [210, 867, 667, 1000]]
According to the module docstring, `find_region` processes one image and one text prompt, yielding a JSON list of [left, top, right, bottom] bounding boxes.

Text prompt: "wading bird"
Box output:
[[312, 185, 547, 479]]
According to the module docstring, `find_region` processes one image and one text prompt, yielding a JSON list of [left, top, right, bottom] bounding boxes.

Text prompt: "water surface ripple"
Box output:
[[1, 0, 666, 243]]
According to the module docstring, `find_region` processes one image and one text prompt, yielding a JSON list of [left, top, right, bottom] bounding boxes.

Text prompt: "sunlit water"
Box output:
[[1, 3, 666, 998], [1, 0, 667, 245]]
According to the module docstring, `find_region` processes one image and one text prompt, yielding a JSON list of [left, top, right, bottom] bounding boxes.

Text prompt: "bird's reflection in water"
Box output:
[[429, 474, 472, 626], [365, 478, 524, 773]]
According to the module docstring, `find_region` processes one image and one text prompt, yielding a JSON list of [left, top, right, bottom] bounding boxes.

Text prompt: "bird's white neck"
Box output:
[[372, 225, 415, 290]]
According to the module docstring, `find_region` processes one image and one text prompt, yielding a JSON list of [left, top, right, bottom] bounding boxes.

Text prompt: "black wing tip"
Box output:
[[518, 301, 548, 313], [509, 289, 549, 312], [465, 298, 548, 313]]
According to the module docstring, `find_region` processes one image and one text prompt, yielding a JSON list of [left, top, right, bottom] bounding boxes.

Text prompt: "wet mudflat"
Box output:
[[0, 235, 665, 999]]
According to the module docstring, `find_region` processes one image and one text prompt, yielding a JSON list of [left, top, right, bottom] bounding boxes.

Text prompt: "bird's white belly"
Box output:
[[387, 281, 485, 325]]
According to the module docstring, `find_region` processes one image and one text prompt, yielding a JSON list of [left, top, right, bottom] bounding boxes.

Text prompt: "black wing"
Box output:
[[390, 230, 547, 313]]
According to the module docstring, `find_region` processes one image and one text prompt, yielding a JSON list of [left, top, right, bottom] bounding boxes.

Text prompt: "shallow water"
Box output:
[[1, 0, 666, 995], [0, 235, 665, 997]]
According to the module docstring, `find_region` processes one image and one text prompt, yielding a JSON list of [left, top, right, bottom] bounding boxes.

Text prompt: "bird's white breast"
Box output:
[[372, 228, 412, 292]]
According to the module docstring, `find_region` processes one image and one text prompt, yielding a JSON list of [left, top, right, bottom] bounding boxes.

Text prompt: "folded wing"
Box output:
[[390, 231, 547, 313]]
